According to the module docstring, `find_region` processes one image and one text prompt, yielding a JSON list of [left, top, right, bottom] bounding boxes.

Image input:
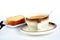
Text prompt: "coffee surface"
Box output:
[[26, 15, 48, 23]]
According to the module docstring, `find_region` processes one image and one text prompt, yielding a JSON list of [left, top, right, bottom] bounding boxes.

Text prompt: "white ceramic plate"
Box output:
[[3, 20, 26, 28], [20, 22, 57, 35]]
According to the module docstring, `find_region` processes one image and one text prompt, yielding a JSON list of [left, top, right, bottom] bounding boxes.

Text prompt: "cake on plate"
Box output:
[[6, 15, 25, 26]]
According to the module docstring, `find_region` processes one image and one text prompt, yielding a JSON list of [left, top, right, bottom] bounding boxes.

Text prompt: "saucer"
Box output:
[[20, 22, 57, 35]]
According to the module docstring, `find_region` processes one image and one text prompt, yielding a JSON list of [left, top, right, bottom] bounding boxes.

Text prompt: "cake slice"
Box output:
[[6, 15, 25, 26]]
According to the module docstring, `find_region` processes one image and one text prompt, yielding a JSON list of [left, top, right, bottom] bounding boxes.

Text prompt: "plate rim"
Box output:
[[20, 22, 57, 32]]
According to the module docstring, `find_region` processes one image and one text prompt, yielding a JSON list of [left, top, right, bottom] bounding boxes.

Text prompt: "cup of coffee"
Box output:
[[26, 13, 49, 32]]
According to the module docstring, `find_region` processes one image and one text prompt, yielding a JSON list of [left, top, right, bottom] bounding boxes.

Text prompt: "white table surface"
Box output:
[[0, 11, 60, 40], [0, 0, 60, 40]]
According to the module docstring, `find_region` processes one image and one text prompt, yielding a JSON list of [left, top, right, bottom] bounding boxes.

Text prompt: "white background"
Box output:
[[0, 0, 60, 40]]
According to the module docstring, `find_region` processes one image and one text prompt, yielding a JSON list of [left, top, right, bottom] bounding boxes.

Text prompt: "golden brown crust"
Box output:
[[6, 15, 25, 26]]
